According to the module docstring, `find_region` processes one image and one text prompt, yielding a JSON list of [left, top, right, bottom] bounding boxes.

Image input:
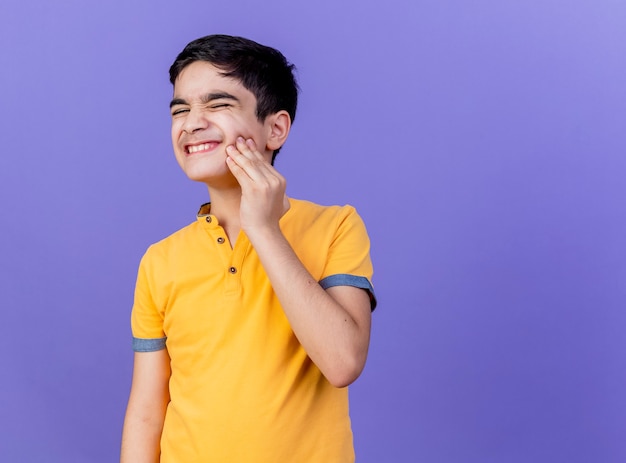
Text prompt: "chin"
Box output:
[[180, 154, 225, 179], [183, 165, 236, 187]]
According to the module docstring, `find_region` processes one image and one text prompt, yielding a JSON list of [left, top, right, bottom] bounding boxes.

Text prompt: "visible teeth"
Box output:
[[188, 143, 211, 153]]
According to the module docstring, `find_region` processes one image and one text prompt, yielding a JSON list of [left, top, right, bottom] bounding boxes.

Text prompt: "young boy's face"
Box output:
[[170, 61, 273, 186]]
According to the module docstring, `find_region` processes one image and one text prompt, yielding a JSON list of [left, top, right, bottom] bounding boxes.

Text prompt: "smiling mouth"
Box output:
[[186, 142, 219, 154]]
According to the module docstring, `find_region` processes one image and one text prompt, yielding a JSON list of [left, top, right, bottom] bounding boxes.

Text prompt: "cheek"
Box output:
[[171, 123, 184, 145], [221, 113, 263, 137]]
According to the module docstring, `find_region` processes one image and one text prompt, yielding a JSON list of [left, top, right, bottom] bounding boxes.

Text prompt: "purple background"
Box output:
[[1, 1, 625, 461]]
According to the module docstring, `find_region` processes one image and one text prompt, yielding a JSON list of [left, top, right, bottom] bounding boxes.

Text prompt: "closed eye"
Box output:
[[171, 107, 189, 116]]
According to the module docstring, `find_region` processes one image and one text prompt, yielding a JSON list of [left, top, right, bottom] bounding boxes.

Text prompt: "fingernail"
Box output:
[[237, 136, 244, 143]]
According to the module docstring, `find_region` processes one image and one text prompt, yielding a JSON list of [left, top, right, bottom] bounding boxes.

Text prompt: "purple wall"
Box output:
[[1, 0, 625, 461]]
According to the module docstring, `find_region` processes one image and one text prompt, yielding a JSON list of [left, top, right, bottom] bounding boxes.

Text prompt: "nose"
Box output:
[[182, 106, 209, 134]]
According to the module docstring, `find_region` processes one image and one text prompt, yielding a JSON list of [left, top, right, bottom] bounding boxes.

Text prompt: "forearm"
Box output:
[[121, 351, 170, 462], [120, 398, 165, 463], [120, 408, 164, 463], [248, 225, 371, 387], [224, 137, 371, 386]]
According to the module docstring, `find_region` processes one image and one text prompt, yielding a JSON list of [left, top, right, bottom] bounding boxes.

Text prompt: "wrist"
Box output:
[[244, 222, 284, 245]]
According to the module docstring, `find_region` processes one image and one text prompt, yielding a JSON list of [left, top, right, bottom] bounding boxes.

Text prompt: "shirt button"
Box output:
[[205, 216, 212, 223], [217, 237, 225, 244], [229, 266, 237, 274]]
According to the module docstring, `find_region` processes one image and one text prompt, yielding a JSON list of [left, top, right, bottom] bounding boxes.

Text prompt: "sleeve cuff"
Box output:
[[319, 274, 377, 311], [132, 337, 167, 352]]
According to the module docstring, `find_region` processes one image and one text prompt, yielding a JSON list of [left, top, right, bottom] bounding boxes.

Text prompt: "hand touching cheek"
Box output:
[[226, 137, 290, 236]]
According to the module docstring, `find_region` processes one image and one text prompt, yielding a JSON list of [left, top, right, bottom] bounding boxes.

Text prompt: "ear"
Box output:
[[265, 110, 291, 152]]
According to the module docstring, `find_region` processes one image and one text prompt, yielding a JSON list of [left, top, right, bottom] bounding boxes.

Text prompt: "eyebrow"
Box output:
[[169, 92, 240, 109]]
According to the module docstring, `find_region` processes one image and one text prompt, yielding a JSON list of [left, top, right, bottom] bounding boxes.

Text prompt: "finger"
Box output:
[[235, 137, 266, 164], [225, 154, 252, 185], [226, 144, 268, 182], [239, 138, 286, 182], [230, 139, 278, 179], [226, 145, 256, 182], [243, 138, 266, 161]]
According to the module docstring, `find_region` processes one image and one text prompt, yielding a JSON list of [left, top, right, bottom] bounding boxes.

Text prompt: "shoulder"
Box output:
[[140, 220, 201, 265], [285, 198, 362, 226], [283, 198, 370, 256]]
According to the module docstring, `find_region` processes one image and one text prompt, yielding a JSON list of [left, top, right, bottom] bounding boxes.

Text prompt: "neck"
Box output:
[[206, 185, 242, 245]]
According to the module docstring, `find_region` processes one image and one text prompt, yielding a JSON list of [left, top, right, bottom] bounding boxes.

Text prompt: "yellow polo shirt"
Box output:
[[131, 198, 375, 462]]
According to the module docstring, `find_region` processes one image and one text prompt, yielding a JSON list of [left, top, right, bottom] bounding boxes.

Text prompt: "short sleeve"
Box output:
[[319, 206, 377, 310], [130, 247, 167, 351]]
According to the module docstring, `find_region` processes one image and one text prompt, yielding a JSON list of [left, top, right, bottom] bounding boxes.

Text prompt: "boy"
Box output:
[[121, 34, 376, 462]]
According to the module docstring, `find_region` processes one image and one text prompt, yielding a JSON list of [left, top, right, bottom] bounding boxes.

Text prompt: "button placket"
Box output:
[[222, 235, 250, 296]]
